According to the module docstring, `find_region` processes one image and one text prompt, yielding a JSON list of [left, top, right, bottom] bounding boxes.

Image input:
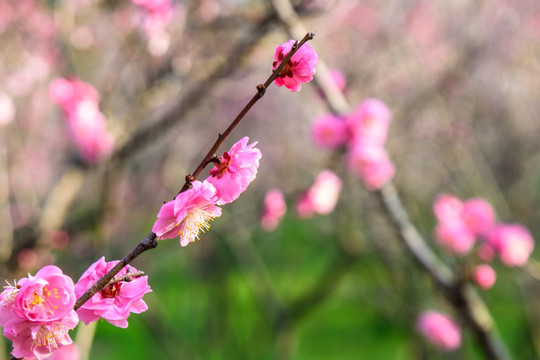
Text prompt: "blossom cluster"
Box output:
[[311, 98, 395, 190], [296, 170, 342, 219], [153, 137, 261, 246], [0, 266, 78, 359], [433, 193, 535, 289], [49, 78, 114, 164], [1, 258, 151, 359]]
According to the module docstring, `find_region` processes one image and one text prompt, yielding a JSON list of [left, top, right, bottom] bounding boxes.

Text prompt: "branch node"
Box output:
[[257, 84, 266, 97]]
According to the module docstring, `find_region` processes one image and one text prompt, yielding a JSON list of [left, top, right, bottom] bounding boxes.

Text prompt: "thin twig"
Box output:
[[73, 32, 315, 312]]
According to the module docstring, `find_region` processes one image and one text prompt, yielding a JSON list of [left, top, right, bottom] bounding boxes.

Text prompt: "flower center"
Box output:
[[273, 52, 295, 78], [101, 282, 122, 298], [33, 323, 64, 352], [211, 152, 231, 179], [179, 206, 216, 242]]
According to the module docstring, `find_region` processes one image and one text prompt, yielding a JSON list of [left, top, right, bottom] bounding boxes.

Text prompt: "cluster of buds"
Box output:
[[49, 78, 114, 164], [311, 98, 395, 190], [416, 310, 461, 351], [433, 194, 535, 289]]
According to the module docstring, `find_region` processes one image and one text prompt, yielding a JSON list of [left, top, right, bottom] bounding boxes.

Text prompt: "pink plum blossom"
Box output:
[[295, 170, 342, 218], [206, 137, 261, 205], [473, 264, 496, 290], [435, 221, 476, 255], [152, 180, 222, 246], [75, 257, 151, 328], [0, 266, 79, 360], [347, 144, 395, 190], [462, 198, 495, 237], [346, 98, 392, 146], [416, 311, 461, 351], [260, 188, 287, 232], [49, 343, 80, 360], [311, 113, 349, 149], [488, 224, 534, 267], [433, 194, 463, 224], [272, 39, 318, 92], [49, 78, 114, 163]]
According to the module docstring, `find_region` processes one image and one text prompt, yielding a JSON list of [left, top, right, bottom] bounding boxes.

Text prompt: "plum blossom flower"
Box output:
[[75, 257, 151, 328], [416, 311, 461, 351], [487, 224, 534, 267], [152, 180, 222, 246], [49, 77, 114, 163], [260, 188, 287, 232], [311, 113, 349, 150], [295, 170, 342, 218], [272, 40, 318, 92], [473, 264, 496, 290], [206, 137, 261, 205], [461, 198, 495, 237], [0, 266, 79, 360], [346, 98, 392, 146], [432, 194, 497, 256], [347, 144, 395, 191]]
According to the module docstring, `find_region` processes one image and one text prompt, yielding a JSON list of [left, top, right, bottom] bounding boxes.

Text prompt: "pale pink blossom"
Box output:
[[311, 113, 349, 149], [473, 264, 496, 290], [152, 180, 222, 246], [433, 194, 463, 224], [347, 144, 395, 190], [0, 266, 79, 360], [75, 257, 151, 328], [49, 78, 99, 116], [462, 198, 495, 237], [346, 98, 392, 146], [488, 224, 534, 267], [0, 92, 15, 126], [477, 244, 495, 262], [309, 170, 342, 214], [416, 311, 461, 351], [206, 137, 261, 205], [295, 170, 342, 218], [272, 40, 318, 92], [260, 188, 287, 232]]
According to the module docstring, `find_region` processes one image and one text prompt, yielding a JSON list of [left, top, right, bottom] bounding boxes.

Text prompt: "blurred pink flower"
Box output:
[[260, 188, 287, 232], [49, 344, 80, 360], [207, 137, 261, 205], [346, 98, 392, 146], [488, 224, 534, 267], [433, 194, 463, 224], [131, 0, 172, 37], [67, 100, 115, 163], [152, 180, 222, 246], [309, 170, 342, 214], [416, 311, 461, 351], [462, 198, 496, 237], [295, 170, 341, 218], [49, 78, 114, 163], [473, 264, 496, 290], [477, 243, 495, 262], [316, 69, 346, 99], [272, 40, 318, 92], [0, 266, 79, 360], [347, 144, 395, 190], [435, 222, 476, 255], [311, 113, 349, 149], [75, 257, 151, 328]]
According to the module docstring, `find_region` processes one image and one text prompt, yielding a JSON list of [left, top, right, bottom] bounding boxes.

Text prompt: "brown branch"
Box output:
[[73, 31, 316, 313]]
